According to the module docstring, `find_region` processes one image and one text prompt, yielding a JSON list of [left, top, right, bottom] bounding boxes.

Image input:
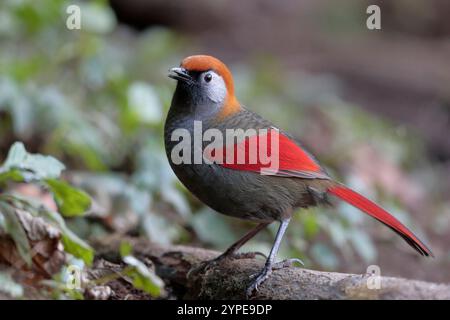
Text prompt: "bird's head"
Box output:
[[168, 55, 240, 119]]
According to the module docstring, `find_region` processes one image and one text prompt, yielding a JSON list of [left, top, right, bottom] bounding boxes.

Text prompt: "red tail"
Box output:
[[328, 185, 433, 257]]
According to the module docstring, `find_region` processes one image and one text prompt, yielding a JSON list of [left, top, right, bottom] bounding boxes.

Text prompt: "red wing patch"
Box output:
[[206, 129, 328, 179]]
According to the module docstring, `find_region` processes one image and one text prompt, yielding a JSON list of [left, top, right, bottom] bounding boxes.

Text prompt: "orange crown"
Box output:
[[181, 55, 240, 119]]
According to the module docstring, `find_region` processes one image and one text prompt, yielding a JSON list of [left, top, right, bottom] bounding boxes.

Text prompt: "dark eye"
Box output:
[[204, 73, 212, 83]]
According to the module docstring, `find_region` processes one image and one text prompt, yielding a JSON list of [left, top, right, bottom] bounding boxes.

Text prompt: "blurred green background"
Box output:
[[0, 0, 449, 298]]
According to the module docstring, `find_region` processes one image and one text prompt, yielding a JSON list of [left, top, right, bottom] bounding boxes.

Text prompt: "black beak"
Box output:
[[168, 67, 192, 83]]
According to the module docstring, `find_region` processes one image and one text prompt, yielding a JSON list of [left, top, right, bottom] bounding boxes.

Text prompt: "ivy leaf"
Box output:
[[1, 142, 65, 180], [119, 241, 132, 258], [0, 202, 32, 266], [41, 210, 94, 266], [0, 169, 24, 185], [45, 179, 91, 217], [122, 255, 164, 297], [1, 142, 27, 169]]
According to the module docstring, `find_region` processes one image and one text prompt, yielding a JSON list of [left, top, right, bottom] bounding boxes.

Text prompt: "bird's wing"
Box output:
[[212, 128, 433, 257], [211, 127, 330, 179], [208, 110, 433, 257]]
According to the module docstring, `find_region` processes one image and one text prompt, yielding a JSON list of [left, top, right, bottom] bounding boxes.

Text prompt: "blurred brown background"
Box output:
[[1, 0, 449, 298]]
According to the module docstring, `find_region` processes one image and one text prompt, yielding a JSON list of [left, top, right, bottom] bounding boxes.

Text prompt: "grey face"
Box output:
[[169, 68, 227, 109], [198, 70, 227, 104]]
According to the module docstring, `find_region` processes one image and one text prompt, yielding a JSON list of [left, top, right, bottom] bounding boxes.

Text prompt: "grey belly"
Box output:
[[170, 162, 307, 222]]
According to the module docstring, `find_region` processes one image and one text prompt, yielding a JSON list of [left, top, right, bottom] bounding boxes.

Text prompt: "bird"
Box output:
[[164, 54, 433, 297]]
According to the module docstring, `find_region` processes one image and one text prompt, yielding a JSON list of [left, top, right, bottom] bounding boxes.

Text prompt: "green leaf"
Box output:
[[119, 241, 132, 258], [1, 142, 65, 179], [1, 142, 27, 168], [0, 169, 24, 184], [122, 255, 164, 297], [41, 210, 94, 266], [61, 230, 94, 267], [45, 179, 91, 217], [0, 201, 32, 266]]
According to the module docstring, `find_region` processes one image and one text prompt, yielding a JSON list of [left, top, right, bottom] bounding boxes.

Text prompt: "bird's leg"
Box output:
[[188, 222, 270, 277], [246, 218, 291, 297], [215, 222, 270, 262]]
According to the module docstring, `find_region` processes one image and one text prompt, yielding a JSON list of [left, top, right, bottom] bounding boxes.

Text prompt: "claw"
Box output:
[[186, 260, 214, 279], [246, 266, 272, 298], [188, 251, 267, 279], [248, 272, 258, 280], [272, 258, 304, 270], [245, 219, 293, 298], [245, 257, 305, 298]]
